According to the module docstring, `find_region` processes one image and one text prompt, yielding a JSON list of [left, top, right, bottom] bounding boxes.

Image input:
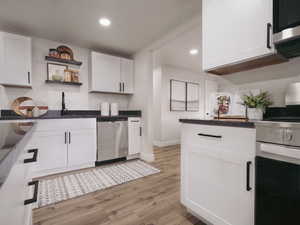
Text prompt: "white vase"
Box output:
[[247, 108, 263, 121]]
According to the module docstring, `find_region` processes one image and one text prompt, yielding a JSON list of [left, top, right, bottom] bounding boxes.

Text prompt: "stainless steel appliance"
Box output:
[[255, 121, 300, 225], [273, 0, 300, 58], [96, 118, 128, 164]]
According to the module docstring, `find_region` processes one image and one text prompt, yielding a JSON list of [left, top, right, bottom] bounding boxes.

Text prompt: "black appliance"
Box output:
[[255, 107, 300, 224], [273, 0, 300, 58], [255, 156, 300, 225]]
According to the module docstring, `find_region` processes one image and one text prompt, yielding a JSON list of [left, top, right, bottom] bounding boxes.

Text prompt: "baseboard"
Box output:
[[153, 139, 180, 147], [127, 153, 141, 160], [140, 152, 155, 162], [32, 163, 95, 179], [187, 209, 213, 225]]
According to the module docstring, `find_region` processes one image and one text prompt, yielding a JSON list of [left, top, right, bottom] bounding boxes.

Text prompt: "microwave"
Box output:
[[273, 0, 300, 58]]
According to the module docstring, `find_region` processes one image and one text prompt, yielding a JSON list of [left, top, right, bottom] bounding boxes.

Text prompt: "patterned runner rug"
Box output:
[[38, 160, 160, 208]]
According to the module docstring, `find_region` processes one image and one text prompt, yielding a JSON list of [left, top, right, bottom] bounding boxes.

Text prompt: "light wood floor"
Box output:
[[33, 145, 205, 225]]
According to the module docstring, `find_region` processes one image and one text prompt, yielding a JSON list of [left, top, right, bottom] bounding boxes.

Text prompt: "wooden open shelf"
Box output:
[[45, 80, 82, 86], [45, 56, 82, 66]]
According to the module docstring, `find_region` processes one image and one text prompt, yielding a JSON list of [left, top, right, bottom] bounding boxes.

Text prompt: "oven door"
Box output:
[[255, 156, 300, 225], [274, 0, 300, 33]]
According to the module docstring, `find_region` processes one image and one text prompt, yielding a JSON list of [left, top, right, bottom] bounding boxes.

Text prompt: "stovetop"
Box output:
[[263, 107, 300, 123]]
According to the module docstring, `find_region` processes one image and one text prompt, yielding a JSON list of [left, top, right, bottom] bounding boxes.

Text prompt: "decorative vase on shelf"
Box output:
[[247, 108, 263, 121]]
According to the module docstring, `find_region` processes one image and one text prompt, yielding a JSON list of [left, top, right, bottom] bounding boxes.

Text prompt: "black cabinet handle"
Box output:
[[24, 149, 38, 164], [246, 161, 252, 191], [119, 82, 122, 92], [28, 72, 31, 84], [69, 132, 71, 144], [122, 82, 125, 92], [140, 127, 142, 136], [197, 133, 222, 139], [131, 120, 140, 122], [267, 23, 272, 49], [65, 132, 67, 144], [24, 180, 39, 205]]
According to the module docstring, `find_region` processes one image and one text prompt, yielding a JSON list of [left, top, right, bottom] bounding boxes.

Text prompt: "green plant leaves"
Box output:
[[241, 91, 273, 109]]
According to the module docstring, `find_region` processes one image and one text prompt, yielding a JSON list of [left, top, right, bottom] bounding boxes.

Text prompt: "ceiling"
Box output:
[[0, 0, 201, 57], [159, 25, 202, 73]]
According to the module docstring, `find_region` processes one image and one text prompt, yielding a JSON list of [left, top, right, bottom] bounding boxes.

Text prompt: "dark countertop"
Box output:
[[0, 110, 142, 121], [179, 119, 255, 128], [0, 121, 35, 187]]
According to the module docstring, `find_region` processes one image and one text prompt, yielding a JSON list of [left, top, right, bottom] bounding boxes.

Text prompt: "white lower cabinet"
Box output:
[[68, 130, 97, 167], [27, 119, 97, 177], [181, 124, 256, 225], [33, 131, 68, 171], [128, 118, 142, 156]]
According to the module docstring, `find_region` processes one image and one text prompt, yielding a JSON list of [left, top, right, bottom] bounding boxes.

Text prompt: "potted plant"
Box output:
[[241, 91, 273, 120]]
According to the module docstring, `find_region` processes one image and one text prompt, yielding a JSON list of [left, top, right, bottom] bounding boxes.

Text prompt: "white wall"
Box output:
[[0, 37, 130, 111], [128, 50, 154, 162], [153, 67, 162, 142], [218, 57, 300, 112], [153, 65, 218, 147]]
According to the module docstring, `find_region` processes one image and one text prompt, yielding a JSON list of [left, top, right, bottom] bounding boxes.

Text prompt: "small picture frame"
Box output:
[[47, 63, 68, 81]]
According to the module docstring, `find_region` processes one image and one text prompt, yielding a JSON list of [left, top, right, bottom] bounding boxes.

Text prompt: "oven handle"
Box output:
[[246, 161, 252, 191]]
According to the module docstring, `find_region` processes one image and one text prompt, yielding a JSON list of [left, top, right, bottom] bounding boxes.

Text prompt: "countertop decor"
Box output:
[[11, 97, 48, 118], [241, 91, 273, 120], [46, 45, 82, 66]]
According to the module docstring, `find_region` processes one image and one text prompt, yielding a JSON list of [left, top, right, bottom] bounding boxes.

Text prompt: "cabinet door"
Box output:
[[128, 118, 142, 155], [91, 52, 121, 93], [0, 32, 31, 87], [67, 130, 96, 167], [121, 58, 134, 94], [33, 131, 68, 172], [202, 0, 274, 70], [181, 146, 254, 225]]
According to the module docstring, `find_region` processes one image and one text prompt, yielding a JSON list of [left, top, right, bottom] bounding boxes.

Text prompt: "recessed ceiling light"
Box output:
[[99, 18, 111, 27], [189, 49, 199, 55]]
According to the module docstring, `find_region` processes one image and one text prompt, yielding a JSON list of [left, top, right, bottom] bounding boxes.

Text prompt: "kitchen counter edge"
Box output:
[[179, 119, 255, 128]]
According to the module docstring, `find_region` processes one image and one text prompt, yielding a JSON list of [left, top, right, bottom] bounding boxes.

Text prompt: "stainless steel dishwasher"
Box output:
[[96, 118, 128, 164]]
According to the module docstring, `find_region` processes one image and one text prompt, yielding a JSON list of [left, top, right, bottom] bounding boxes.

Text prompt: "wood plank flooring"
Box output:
[[33, 145, 205, 225]]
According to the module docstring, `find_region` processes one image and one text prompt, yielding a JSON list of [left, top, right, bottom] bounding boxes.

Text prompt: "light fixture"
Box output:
[[99, 18, 111, 27], [189, 49, 199, 55]]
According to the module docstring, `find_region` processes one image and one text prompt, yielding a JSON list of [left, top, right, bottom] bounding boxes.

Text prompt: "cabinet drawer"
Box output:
[[35, 118, 96, 131], [181, 124, 256, 157]]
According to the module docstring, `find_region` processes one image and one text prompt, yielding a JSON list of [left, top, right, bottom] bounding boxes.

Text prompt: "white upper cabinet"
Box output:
[[91, 51, 134, 94], [0, 32, 32, 87], [202, 0, 275, 72], [91, 52, 121, 93], [121, 58, 134, 94]]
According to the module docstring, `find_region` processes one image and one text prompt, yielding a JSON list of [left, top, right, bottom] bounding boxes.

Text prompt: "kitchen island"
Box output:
[[180, 119, 256, 225]]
